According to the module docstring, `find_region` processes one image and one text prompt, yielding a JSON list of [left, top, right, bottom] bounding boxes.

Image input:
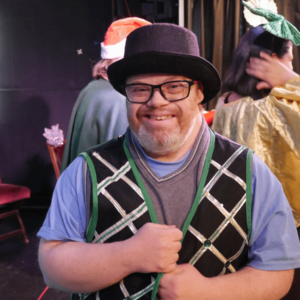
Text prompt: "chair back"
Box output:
[[46, 140, 65, 180], [0, 179, 31, 243]]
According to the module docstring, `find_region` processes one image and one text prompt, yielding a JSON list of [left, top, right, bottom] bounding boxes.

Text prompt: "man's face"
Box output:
[[126, 74, 204, 158]]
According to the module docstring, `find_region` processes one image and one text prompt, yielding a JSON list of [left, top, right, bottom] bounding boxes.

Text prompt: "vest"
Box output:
[[72, 130, 253, 300]]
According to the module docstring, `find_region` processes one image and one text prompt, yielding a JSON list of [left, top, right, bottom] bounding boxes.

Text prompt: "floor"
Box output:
[[0, 208, 299, 300], [0, 207, 69, 300]]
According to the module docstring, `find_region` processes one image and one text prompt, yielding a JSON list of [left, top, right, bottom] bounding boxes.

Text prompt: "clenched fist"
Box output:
[[127, 223, 183, 274], [158, 264, 205, 300]]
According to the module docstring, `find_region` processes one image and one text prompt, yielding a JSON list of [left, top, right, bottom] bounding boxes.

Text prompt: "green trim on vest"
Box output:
[[151, 130, 216, 300], [80, 152, 99, 243], [246, 149, 253, 241], [181, 129, 215, 239], [123, 138, 159, 224]]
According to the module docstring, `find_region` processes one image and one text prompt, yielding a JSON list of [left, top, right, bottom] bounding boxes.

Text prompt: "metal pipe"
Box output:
[[179, 0, 184, 27], [153, 0, 158, 21], [187, 0, 193, 30]]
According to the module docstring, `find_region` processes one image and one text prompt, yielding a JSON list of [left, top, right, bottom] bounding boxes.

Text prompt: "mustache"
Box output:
[[137, 107, 177, 116]]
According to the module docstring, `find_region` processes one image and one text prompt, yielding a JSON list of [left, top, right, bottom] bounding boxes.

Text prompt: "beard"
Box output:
[[131, 115, 197, 157]]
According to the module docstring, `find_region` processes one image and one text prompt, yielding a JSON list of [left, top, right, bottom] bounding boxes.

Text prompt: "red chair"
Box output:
[[0, 179, 31, 243]]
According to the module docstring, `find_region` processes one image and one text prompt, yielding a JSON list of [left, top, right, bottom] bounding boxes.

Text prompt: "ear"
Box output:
[[196, 87, 204, 104]]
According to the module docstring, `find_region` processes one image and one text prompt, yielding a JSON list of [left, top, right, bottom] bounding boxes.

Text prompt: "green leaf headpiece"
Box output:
[[242, 1, 300, 46]]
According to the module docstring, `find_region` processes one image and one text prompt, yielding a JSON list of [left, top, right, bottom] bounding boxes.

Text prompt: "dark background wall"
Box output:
[[0, 0, 178, 206], [0, 1, 113, 205]]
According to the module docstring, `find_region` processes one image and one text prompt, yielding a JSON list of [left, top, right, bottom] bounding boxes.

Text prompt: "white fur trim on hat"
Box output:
[[101, 38, 126, 59]]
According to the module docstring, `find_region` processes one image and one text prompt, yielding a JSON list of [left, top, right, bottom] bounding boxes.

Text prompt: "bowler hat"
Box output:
[[107, 23, 221, 103]]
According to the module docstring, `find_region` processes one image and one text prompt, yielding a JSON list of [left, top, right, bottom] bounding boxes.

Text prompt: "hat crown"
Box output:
[[124, 23, 200, 58]]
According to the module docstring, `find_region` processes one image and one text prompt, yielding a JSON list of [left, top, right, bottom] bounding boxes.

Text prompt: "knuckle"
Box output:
[[178, 230, 183, 239], [160, 239, 169, 250], [157, 261, 167, 272], [178, 242, 182, 251]]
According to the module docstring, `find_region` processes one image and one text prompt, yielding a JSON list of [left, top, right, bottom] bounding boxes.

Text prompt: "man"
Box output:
[[38, 23, 300, 300], [61, 17, 150, 172]]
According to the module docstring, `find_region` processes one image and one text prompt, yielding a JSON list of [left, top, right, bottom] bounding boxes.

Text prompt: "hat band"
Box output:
[[101, 39, 126, 59]]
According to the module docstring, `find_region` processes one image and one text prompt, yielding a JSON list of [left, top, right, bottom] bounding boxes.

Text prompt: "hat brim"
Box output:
[[107, 52, 221, 104]]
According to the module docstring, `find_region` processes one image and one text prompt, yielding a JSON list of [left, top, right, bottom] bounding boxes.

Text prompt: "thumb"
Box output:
[[256, 81, 272, 90]]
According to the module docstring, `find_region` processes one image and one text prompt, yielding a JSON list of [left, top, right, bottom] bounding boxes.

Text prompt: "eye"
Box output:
[[169, 83, 180, 89], [164, 82, 189, 93], [127, 85, 149, 93]]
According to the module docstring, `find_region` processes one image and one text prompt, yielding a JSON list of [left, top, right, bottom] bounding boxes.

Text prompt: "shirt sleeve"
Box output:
[[37, 156, 87, 242], [248, 154, 300, 270], [271, 76, 300, 101]]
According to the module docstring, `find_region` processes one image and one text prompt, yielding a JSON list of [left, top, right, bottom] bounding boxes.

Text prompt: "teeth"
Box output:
[[148, 115, 172, 120]]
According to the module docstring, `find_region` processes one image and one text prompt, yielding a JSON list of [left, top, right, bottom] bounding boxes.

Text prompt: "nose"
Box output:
[[146, 88, 169, 108]]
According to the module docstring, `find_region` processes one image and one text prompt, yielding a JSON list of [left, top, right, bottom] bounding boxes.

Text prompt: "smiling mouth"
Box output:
[[146, 115, 174, 120]]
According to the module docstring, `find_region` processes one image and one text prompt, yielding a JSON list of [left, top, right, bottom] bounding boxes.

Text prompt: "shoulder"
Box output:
[[215, 92, 241, 107], [85, 78, 108, 89], [213, 131, 249, 152], [83, 135, 127, 167], [82, 79, 124, 98], [60, 156, 85, 184], [214, 95, 252, 120], [251, 153, 279, 185], [214, 93, 228, 110], [82, 135, 130, 177], [227, 92, 242, 104], [86, 135, 125, 153], [212, 132, 251, 176]]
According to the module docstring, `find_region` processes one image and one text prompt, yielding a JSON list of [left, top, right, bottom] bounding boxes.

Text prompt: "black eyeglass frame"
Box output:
[[122, 80, 198, 104]]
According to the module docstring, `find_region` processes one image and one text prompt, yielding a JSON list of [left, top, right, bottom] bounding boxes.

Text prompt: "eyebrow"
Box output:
[[127, 76, 188, 85], [164, 76, 187, 81]]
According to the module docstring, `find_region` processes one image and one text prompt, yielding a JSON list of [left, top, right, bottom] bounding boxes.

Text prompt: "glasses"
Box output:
[[122, 80, 198, 103]]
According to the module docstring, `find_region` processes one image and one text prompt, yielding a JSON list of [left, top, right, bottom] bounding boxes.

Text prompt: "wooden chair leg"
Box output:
[[15, 210, 29, 243], [0, 209, 29, 243]]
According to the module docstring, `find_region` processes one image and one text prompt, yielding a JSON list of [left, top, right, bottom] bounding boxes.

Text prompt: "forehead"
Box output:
[[126, 73, 192, 84]]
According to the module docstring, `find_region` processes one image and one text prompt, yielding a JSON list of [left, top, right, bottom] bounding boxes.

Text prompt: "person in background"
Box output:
[[212, 5, 300, 297], [61, 17, 150, 172], [37, 22, 300, 300], [212, 3, 300, 229]]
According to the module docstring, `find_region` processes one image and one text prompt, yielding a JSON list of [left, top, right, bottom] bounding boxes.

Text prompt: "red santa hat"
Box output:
[[101, 17, 151, 59]]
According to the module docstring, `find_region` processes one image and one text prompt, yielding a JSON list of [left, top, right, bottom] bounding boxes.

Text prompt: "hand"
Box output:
[[246, 52, 298, 90], [128, 223, 183, 274], [158, 264, 208, 300]]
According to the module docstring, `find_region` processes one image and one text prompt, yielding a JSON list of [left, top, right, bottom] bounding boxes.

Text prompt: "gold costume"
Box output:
[[212, 77, 300, 227]]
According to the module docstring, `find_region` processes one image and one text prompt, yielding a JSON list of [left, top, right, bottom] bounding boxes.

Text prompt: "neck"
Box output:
[[142, 114, 203, 162]]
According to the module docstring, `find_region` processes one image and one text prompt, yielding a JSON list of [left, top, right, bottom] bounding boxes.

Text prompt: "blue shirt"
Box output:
[[38, 153, 300, 271]]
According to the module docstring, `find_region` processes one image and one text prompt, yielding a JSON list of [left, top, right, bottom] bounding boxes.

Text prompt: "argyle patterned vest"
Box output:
[[72, 130, 253, 300]]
